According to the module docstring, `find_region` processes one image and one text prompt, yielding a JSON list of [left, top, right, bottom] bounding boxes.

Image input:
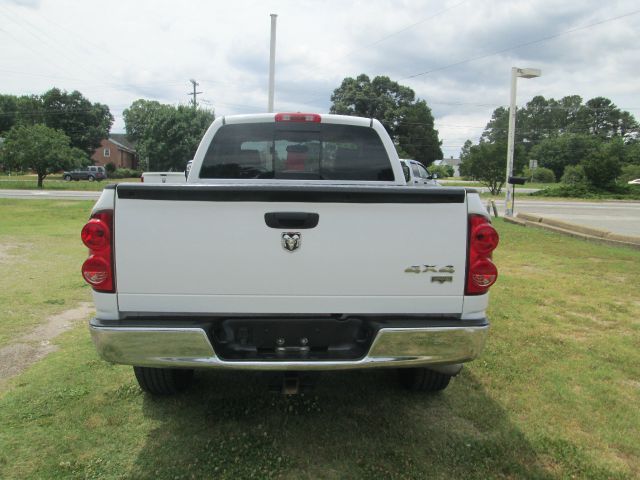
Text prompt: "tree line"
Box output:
[[0, 89, 113, 186], [460, 95, 640, 194], [0, 89, 213, 187]]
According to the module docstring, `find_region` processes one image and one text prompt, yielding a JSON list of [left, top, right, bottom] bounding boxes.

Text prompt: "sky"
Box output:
[[1, 0, 639, 158]]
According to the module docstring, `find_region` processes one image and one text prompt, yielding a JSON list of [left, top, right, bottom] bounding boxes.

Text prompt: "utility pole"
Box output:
[[267, 14, 277, 112], [188, 79, 202, 110]]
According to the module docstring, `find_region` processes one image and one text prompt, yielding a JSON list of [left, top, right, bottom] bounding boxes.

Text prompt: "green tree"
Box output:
[[582, 149, 621, 189], [123, 100, 214, 171], [460, 142, 526, 194], [0, 89, 113, 155], [330, 74, 442, 165], [623, 141, 640, 165], [1, 124, 86, 187], [37, 88, 113, 155], [459, 139, 472, 162], [528, 134, 600, 180], [0, 94, 19, 134]]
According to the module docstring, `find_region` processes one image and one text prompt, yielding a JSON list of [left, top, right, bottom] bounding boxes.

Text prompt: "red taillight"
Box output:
[[82, 256, 111, 285], [471, 223, 499, 255], [275, 113, 321, 123], [466, 215, 499, 295], [81, 210, 115, 293], [81, 218, 110, 251]]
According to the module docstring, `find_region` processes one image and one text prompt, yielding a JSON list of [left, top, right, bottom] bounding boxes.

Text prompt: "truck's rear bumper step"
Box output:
[[89, 318, 489, 371]]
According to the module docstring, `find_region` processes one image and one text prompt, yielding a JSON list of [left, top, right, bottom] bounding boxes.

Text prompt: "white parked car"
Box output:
[[82, 113, 498, 395], [628, 179, 640, 185], [400, 159, 440, 186]]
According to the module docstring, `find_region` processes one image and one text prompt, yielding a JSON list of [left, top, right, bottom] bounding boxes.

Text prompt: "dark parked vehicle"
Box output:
[[63, 166, 107, 182]]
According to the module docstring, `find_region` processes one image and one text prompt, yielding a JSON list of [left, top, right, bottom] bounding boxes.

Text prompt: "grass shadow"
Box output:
[[127, 368, 554, 479]]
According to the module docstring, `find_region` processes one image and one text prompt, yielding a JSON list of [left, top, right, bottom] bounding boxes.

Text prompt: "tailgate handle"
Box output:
[[265, 212, 319, 229]]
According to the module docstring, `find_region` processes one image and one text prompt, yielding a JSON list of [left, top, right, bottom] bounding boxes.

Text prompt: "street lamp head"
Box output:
[[516, 68, 542, 79]]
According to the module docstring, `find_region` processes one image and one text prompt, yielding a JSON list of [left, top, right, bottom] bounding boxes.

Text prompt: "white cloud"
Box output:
[[0, 0, 638, 157]]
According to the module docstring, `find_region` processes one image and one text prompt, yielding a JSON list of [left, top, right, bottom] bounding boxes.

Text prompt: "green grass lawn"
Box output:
[[0, 201, 639, 479], [0, 199, 93, 348], [0, 175, 140, 190]]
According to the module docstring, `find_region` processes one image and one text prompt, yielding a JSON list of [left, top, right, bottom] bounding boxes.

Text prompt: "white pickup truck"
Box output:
[[81, 113, 498, 395]]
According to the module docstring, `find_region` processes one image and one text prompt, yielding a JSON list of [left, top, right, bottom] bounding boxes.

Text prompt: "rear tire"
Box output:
[[398, 368, 452, 392], [88, 175, 95, 182], [64, 174, 72, 181], [133, 366, 194, 395]]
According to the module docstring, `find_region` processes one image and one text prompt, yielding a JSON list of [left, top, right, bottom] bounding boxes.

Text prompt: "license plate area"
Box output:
[[211, 317, 374, 361]]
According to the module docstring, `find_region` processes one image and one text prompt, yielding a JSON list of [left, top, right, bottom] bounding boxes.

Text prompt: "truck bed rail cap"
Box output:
[[115, 184, 469, 203]]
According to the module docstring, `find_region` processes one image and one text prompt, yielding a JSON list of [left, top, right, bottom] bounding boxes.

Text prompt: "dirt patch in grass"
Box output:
[[0, 302, 94, 386], [0, 243, 26, 263]]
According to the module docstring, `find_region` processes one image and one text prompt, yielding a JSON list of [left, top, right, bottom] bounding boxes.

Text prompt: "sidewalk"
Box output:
[[505, 212, 640, 250]]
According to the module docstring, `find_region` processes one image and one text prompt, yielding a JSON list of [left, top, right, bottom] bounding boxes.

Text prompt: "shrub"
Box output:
[[429, 164, 454, 178], [109, 168, 142, 179], [529, 167, 556, 183], [620, 164, 640, 183], [582, 151, 621, 189], [104, 162, 116, 174], [561, 165, 586, 185], [530, 183, 640, 200]]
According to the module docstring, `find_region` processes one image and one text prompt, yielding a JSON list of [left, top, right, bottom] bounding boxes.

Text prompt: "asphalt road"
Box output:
[[495, 199, 640, 237], [0, 189, 99, 201], [1, 188, 639, 237]]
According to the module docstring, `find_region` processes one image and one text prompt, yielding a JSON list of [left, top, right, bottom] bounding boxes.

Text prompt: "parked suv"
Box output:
[[63, 166, 107, 182]]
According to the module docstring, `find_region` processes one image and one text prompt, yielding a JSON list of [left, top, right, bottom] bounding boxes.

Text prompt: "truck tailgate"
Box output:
[[114, 185, 468, 314]]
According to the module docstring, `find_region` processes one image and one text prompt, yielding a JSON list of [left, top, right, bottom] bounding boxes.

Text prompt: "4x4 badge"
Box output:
[[282, 232, 301, 252]]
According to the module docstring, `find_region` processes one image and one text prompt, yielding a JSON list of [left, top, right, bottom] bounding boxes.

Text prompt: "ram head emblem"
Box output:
[[281, 232, 301, 252]]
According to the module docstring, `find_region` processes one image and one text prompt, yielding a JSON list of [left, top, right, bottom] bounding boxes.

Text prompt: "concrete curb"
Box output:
[[505, 213, 640, 250]]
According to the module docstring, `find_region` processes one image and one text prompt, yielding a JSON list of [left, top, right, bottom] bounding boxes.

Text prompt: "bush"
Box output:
[[530, 183, 640, 200], [429, 164, 454, 178], [582, 151, 621, 189], [529, 167, 556, 183], [104, 162, 116, 174], [620, 164, 640, 183], [561, 165, 586, 185], [109, 168, 142, 179]]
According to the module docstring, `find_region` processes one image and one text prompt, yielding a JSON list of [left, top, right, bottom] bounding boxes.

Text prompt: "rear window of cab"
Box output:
[[200, 123, 394, 181]]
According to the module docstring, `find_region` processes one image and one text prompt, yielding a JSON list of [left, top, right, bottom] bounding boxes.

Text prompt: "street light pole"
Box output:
[[267, 14, 277, 113], [504, 67, 541, 217]]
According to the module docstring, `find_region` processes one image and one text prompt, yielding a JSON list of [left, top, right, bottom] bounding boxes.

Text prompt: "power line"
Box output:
[[403, 8, 640, 79], [0, 5, 112, 86]]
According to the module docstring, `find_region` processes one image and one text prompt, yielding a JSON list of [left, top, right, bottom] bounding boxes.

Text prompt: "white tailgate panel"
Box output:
[[115, 199, 467, 314]]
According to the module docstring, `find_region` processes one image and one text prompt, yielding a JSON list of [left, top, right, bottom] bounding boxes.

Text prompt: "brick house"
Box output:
[[91, 134, 138, 169]]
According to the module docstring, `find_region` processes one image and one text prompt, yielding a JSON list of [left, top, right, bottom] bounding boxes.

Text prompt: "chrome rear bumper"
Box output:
[[89, 318, 489, 371]]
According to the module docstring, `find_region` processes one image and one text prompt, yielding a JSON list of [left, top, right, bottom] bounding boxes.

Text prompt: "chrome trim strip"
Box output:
[[89, 323, 488, 371]]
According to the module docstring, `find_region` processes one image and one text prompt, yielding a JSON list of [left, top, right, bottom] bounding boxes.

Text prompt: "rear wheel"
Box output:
[[88, 175, 95, 182], [133, 366, 194, 395], [398, 368, 452, 392], [64, 174, 72, 181]]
